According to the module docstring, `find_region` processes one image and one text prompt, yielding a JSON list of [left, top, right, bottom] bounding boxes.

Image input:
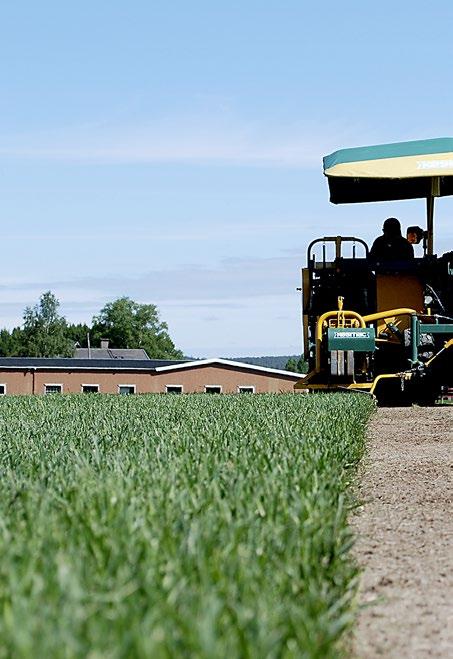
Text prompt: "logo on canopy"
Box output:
[[416, 159, 453, 170]]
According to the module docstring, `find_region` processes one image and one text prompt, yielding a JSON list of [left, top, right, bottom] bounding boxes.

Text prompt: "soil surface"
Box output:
[[352, 406, 453, 658]]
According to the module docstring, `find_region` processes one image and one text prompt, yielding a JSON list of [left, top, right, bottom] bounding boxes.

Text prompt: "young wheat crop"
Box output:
[[0, 393, 374, 658]]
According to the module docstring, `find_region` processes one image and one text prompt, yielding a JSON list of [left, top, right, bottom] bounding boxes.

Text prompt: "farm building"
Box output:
[[0, 357, 302, 395]]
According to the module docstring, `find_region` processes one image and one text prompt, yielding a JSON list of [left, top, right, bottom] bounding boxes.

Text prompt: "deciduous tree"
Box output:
[[91, 297, 183, 359], [0, 327, 24, 357], [285, 356, 308, 373], [21, 291, 73, 357]]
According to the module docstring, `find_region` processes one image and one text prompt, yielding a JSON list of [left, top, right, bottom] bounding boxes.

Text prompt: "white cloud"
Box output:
[[0, 222, 305, 243], [0, 112, 371, 167], [0, 252, 301, 303]]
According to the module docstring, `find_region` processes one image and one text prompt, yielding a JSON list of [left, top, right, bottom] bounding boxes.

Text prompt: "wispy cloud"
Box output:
[[0, 222, 306, 243], [0, 112, 371, 167], [0, 253, 301, 303], [0, 252, 303, 338]]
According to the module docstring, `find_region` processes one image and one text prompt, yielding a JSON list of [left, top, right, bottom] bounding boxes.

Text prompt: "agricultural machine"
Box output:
[[296, 137, 453, 404]]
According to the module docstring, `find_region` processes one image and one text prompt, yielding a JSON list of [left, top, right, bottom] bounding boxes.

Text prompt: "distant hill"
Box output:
[[228, 355, 304, 371]]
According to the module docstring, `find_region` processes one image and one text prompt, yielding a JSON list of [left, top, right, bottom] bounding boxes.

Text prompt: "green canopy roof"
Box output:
[[324, 137, 453, 204]]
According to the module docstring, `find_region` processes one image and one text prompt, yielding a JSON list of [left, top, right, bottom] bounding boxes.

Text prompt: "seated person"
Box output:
[[406, 225, 424, 245], [369, 217, 414, 261]]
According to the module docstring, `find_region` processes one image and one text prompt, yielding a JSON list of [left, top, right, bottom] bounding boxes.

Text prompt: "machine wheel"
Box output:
[[373, 378, 412, 407]]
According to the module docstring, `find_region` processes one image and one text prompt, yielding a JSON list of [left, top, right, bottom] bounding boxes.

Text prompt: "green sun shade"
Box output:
[[323, 137, 453, 204]]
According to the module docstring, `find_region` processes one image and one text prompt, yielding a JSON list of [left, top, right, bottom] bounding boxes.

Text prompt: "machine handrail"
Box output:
[[307, 236, 369, 264]]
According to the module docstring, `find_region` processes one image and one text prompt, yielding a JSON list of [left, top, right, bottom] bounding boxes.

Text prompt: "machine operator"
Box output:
[[369, 217, 414, 261]]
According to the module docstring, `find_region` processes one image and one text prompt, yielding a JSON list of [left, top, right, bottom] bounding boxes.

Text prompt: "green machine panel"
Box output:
[[327, 327, 375, 352], [418, 323, 453, 336]]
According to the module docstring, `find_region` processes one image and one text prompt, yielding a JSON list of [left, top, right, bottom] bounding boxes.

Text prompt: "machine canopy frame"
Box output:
[[323, 137, 453, 255]]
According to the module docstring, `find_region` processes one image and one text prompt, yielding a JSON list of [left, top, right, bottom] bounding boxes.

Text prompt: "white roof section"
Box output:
[[154, 357, 305, 378]]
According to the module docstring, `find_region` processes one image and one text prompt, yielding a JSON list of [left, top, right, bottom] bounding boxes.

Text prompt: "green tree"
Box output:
[[285, 357, 298, 372], [66, 323, 91, 348], [0, 327, 24, 356], [21, 291, 73, 357], [298, 356, 308, 373], [91, 297, 183, 359], [285, 356, 308, 373]]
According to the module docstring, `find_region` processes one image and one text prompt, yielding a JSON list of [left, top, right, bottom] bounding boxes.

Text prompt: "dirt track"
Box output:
[[353, 406, 453, 658]]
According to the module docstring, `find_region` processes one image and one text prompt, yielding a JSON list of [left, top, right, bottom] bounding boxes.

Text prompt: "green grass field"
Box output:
[[0, 393, 374, 658]]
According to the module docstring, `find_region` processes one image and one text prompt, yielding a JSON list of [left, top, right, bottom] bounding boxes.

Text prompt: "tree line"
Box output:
[[284, 356, 307, 373], [0, 292, 183, 359]]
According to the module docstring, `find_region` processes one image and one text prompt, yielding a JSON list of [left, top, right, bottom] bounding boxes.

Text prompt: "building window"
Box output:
[[166, 385, 183, 394], [238, 386, 255, 394], [205, 385, 222, 394], [44, 384, 62, 394], [118, 385, 136, 395], [0, 384, 6, 396], [82, 384, 99, 393]]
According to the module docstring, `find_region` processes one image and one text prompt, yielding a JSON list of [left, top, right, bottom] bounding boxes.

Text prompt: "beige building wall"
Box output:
[[152, 364, 297, 393], [0, 364, 299, 395], [33, 370, 154, 394], [0, 371, 33, 395]]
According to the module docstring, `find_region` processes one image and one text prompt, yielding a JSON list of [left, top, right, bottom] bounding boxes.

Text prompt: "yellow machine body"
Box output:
[[297, 236, 453, 404]]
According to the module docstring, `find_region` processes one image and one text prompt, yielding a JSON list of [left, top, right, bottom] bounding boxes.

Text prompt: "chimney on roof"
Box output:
[[100, 339, 109, 349]]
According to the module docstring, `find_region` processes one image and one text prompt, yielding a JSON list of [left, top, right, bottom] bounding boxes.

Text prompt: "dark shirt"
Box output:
[[369, 235, 414, 261]]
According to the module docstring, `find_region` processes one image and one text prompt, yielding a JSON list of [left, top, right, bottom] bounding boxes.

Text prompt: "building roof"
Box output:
[[0, 357, 187, 370], [0, 356, 304, 378], [74, 348, 150, 360], [153, 358, 304, 378]]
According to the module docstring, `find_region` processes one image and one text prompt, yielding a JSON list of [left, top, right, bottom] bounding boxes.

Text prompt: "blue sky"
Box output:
[[1, 1, 452, 356]]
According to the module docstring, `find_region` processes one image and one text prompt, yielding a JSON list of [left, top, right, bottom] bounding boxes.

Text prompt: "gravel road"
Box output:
[[353, 406, 453, 658]]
